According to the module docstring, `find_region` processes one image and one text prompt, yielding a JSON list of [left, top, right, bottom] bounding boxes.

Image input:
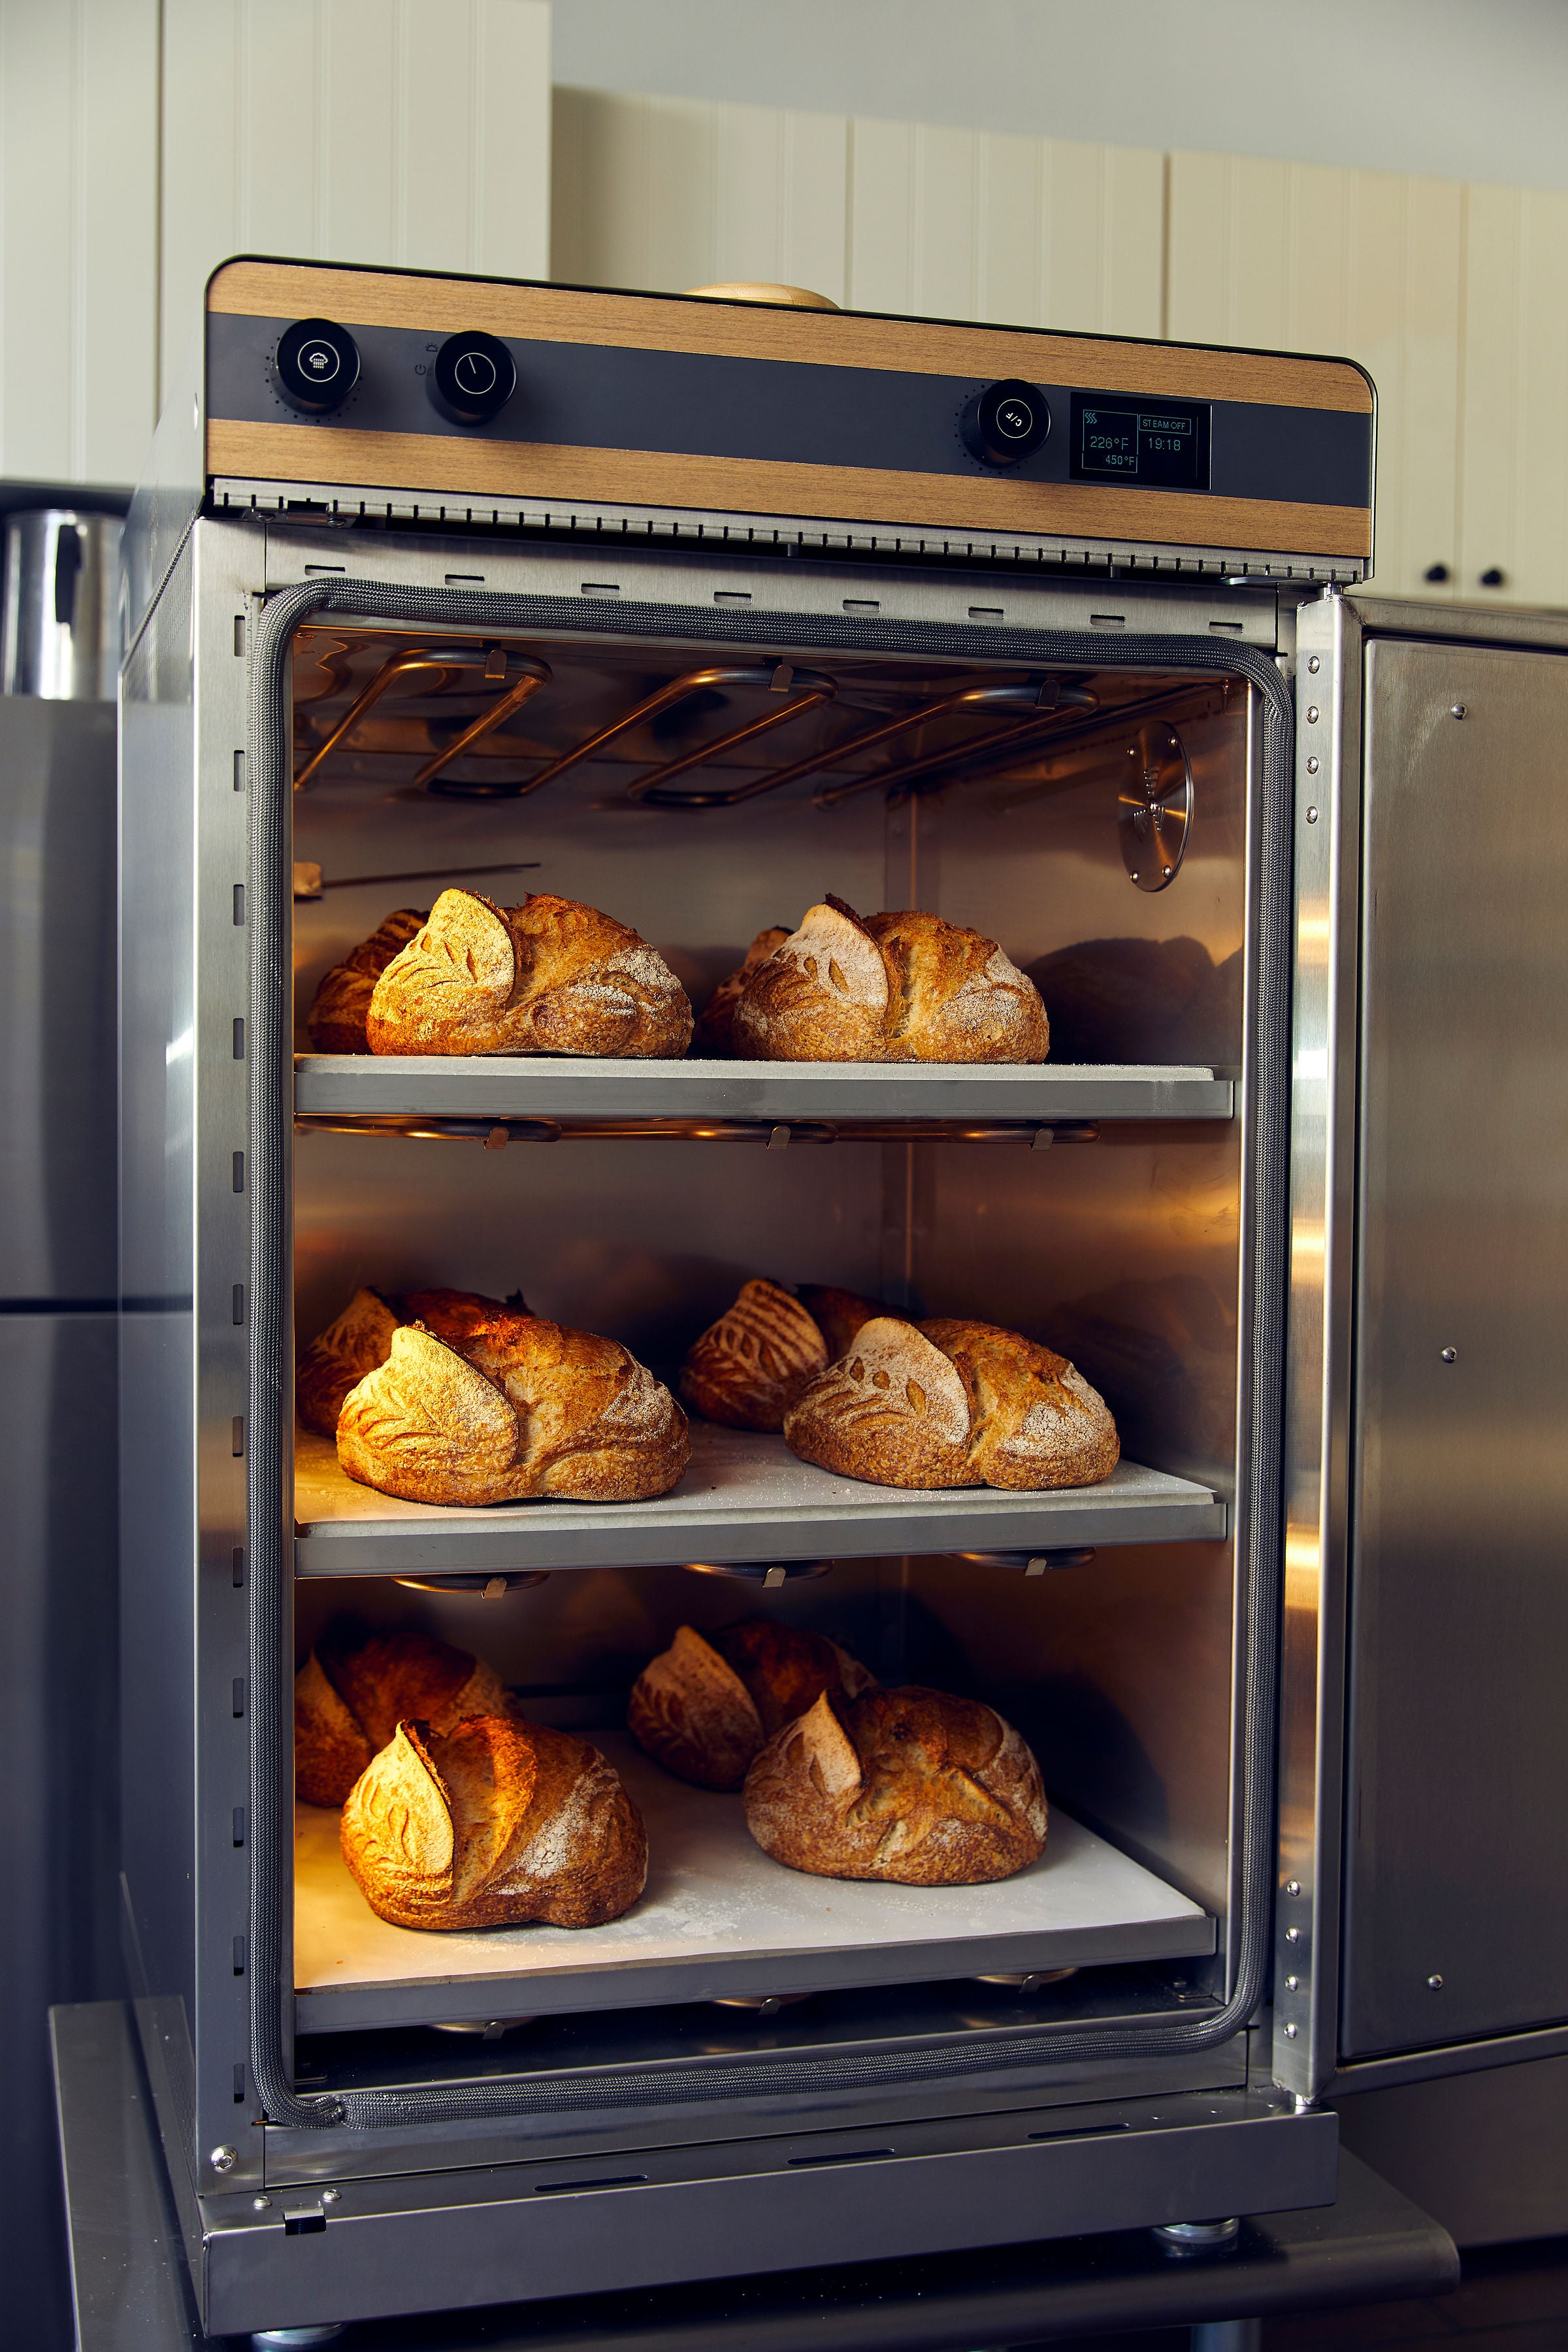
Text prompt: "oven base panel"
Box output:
[[204, 2089, 1337, 2335]]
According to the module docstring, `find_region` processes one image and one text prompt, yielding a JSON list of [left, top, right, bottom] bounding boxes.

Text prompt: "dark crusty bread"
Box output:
[[306, 909, 427, 1053], [295, 1625, 510, 1808], [732, 896, 1047, 1064], [693, 927, 791, 1055], [365, 888, 692, 1058], [743, 1684, 1047, 1885], [340, 1714, 647, 1929], [627, 1620, 877, 1790], [783, 1315, 1119, 1491], [679, 1278, 890, 1432]]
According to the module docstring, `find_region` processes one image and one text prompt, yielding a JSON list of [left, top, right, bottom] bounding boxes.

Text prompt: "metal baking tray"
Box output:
[[293, 1731, 1214, 2032], [293, 1054, 1235, 1126], [293, 1425, 1226, 1576]]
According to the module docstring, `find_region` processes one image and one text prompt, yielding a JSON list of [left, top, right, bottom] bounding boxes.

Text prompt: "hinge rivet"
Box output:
[[1428, 1972, 1445, 1989], [1284, 2021, 1298, 2038], [1286, 1880, 1301, 1896], [210, 2145, 238, 2173]]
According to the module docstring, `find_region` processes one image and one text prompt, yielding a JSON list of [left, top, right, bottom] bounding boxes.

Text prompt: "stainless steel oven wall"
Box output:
[[120, 518, 267, 2197], [906, 687, 1253, 1938]]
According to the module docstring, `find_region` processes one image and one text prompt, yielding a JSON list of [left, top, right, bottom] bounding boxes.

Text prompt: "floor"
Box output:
[[1014, 2239, 1568, 2350]]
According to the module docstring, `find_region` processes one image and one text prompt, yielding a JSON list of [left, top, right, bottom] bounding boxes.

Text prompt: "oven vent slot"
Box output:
[[786, 2148, 894, 2167], [533, 2174, 647, 2195]]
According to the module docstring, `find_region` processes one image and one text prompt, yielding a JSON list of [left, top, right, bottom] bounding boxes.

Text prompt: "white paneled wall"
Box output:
[[1166, 152, 1465, 597], [0, 0, 160, 485], [1458, 186, 1568, 609], [160, 0, 551, 399], [553, 90, 849, 302], [552, 90, 1162, 337], [845, 119, 1162, 335]]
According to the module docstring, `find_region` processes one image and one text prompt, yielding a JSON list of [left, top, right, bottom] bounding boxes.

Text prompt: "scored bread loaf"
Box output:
[[306, 909, 427, 1053], [297, 1284, 531, 1439], [732, 896, 1048, 1064], [341, 1714, 647, 1929], [295, 1624, 510, 1808], [743, 1685, 1047, 1886], [679, 1278, 889, 1431], [365, 887, 693, 1058], [628, 1620, 877, 1790], [691, 927, 791, 1055], [336, 1310, 689, 1505], [783, 1315, 1119, 1492]]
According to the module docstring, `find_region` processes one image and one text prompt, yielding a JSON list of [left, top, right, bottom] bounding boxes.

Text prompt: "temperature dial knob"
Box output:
[[960, 378, 1050, 468], [429, 331, 517, 425], [274, 317, 361, 414]]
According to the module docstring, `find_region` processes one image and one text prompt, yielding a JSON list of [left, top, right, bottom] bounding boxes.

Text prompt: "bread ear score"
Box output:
[[731, 896, 1048, 1064], [364, 887, 693, 1058], [743, 1685, 1048, 1886], [340, 1714, 647, 1929], [297, 1285, 535, 1441], [679, 1277, 890, 1432], [306, 908, 427, 1053], [294, 1625, 511, 1808], [783, 1315, 1119, 1492], [336, 1311, 690, 1507], [628, 1620, 877, 1790]]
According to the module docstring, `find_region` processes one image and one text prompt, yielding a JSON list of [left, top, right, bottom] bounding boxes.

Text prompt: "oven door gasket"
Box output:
[[248, 577, 1293, 2132]]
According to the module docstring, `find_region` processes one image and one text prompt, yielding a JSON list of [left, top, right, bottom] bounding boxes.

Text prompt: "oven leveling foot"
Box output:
[[250, 2329, 346, 2349]]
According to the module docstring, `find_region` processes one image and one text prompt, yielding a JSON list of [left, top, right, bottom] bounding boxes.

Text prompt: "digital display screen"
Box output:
[[1070, 392, 1210, 489]]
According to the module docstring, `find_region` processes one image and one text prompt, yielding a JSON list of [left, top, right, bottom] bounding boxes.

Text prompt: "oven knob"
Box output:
[[274, 317, 361, 415], [429, 331, 517, 425], [960, 378, 1050, 468]]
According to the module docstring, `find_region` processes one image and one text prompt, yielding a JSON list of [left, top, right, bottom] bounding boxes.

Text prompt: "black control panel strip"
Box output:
[[207, 314, 1373, 512]]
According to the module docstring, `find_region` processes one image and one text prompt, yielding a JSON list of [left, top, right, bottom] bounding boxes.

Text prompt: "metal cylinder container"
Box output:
[[1, 508, 122, 700]]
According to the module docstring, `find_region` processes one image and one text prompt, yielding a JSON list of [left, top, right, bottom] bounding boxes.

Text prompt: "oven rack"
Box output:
[[293, 1425, 1224, 1577], [293, 1056, 1234, 1128], [292, 1730, 1214, 2033]]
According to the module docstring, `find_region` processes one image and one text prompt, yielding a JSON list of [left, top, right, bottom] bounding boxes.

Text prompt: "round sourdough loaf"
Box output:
[[743, 1685, 1047, 1886], [294, 1624, 510, 1808], [692, 926, 791, 1054], [783, 1315, 1119, 1492], [365, 887, 692, 1057], [340, 1714, 647, 1930], [628, 1620, 876, 1790], [307, 907, 428, 1053], [732, 896, 1047, 1064], [297, 1284, 532, 1440], [679, 1277, 889, 1431]]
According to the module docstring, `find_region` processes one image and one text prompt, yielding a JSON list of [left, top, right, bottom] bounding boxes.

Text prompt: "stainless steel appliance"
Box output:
[[2, 508, 122, 699], [111, 257, 1564, 2342], [0, 517, 123, 2351]]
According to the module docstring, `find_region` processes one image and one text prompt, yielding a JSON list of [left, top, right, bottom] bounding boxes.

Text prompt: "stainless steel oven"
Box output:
[[114, 257, 1568, 2342]]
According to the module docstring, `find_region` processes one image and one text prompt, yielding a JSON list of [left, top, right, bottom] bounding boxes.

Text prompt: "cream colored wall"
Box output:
[[0, 0, 551, 489], [551, 88, 1568, 606]]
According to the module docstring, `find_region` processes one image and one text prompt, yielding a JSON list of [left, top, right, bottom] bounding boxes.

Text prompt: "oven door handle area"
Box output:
[[248, 578, 1296, 2135]]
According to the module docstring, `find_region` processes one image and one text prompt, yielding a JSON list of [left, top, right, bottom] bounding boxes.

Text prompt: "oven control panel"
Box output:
[[202, 259, 1373, 570]]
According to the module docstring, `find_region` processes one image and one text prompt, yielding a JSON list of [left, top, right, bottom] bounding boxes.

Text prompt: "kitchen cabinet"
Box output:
[[1166, 151, 1465, 599], [0, 0, 159, 487], [1457, 184, 1568, 610], [551, 88, 849, 304]]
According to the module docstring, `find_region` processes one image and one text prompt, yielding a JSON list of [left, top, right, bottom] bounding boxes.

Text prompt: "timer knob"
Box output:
[[960, 378, 1050, 468], [274, 318, 361, 415], [429, 331, 517, 425]]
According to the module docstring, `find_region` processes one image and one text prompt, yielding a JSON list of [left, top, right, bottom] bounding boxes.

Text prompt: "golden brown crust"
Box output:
[[294, 1625, 510, 1808], [743, 1685, 1047, 1885], [364, 888, 693, 1058], [731, 896, 1047, 1064], [627, 1620, 876, 1789], [306, 909, 427, 1053], [679, 1279, 892, 1433], [336, 1317, 690, 1506], [783, 1315, 1119, 1491], [297, 1286, 532, 1440], [340, 1714, 647, 1929], [679, 1279, 828, 1431], [626, 1624, 764, 1791], [692, 928, 791, 1056]]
